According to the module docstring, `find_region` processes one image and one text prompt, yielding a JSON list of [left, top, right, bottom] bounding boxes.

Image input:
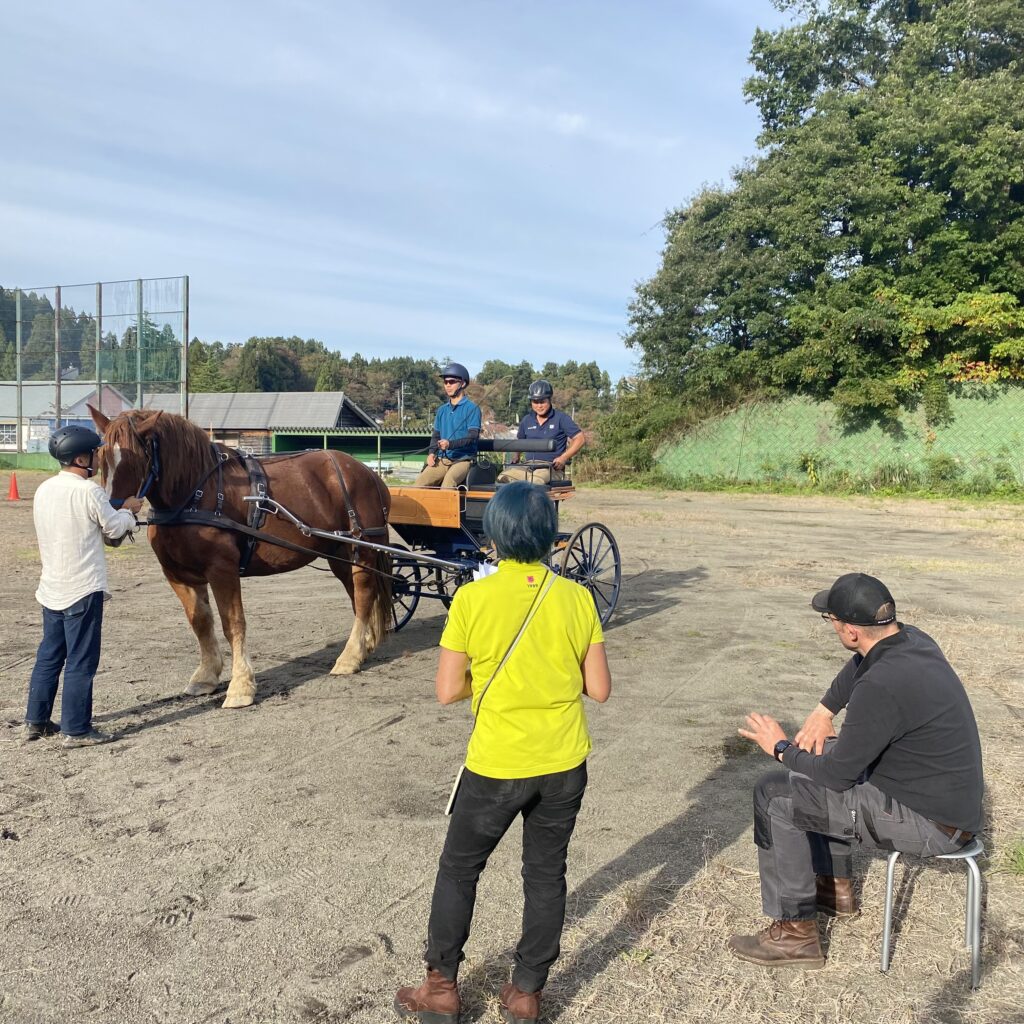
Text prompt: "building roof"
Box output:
[[0, 383, 134, 419], [142, 391, 377, 430]]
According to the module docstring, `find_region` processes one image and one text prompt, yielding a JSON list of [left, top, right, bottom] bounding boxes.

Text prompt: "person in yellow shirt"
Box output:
[[394, 482, 611, 1024]]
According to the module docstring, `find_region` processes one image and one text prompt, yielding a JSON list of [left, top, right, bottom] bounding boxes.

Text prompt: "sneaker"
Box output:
[[62, 728, 115, 749], [24, 720, 60, 741]]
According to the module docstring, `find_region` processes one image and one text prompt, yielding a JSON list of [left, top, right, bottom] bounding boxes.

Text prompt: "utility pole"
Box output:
[[398, 381, 406, 428]]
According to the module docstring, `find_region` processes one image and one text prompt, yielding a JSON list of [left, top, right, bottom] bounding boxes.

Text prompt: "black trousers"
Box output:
[[426, 762, 587, 993]]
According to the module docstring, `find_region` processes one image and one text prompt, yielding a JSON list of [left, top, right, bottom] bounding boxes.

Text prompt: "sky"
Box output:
[[1, 0, 789, 381]]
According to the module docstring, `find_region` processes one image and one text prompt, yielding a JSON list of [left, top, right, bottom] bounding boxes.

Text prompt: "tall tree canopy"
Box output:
[[627, 0, 1024, 423]]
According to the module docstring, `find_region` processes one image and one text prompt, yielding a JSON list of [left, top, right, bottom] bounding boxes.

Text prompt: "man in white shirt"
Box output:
[[25, 425, 142, 747]]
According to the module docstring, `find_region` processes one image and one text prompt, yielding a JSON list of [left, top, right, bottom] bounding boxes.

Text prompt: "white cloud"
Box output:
[[0, 0, 787, 379]]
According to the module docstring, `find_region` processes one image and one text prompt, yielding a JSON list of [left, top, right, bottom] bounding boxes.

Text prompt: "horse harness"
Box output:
[[145, 444, 389, 575]]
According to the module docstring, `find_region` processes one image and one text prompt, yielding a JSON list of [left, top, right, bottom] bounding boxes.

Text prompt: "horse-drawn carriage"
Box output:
[[386, 439, 621, 630], [91, 406, 621, 708]]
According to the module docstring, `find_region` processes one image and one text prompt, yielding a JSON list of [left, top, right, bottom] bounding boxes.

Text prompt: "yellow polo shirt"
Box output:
[[440, 560, 604, 779]]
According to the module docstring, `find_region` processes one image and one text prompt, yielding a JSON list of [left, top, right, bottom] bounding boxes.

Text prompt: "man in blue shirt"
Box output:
[[498, 380, 584, 484], [416, 363, 482, 488]]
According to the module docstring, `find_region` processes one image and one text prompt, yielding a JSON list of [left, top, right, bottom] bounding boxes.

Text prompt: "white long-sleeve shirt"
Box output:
[[33, 472, 138, 611]]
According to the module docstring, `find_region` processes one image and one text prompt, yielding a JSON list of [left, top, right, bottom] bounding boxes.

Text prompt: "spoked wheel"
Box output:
[[559, 522, 621, 625], [390, 546, 423, 631]]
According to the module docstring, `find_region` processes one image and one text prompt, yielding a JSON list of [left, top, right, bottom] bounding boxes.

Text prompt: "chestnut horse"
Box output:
[[89, 406, 392, 708]]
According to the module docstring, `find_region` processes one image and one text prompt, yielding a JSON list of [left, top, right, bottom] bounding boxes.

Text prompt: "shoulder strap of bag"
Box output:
[[471, 570, 555, 718]]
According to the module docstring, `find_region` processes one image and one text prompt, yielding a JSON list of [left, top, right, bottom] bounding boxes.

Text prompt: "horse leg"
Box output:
[[209, 576, 256, 709], [166, 579, 224, 695], [328, 559, 365, 676], [329, 550, 390, 675]]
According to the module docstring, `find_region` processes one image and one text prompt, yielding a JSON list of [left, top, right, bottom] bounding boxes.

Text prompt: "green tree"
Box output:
[[627, 0, 1024, 424], [235, 337, 305, 392]]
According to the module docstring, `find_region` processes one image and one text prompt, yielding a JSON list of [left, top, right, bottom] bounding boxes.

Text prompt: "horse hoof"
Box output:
[[185, 681, 219, 696], [329, 662, 359, 676], [221, 693, 254, 709]]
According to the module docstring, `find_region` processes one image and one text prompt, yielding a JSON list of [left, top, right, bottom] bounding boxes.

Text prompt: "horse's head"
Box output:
[[89, 405, 164, 508]]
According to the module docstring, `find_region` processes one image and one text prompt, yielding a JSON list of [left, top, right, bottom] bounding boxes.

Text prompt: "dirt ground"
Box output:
[[1, 472, 1022, 1024]]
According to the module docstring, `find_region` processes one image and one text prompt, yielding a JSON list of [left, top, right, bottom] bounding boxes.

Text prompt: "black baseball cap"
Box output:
[[811, 573, 897, 626]]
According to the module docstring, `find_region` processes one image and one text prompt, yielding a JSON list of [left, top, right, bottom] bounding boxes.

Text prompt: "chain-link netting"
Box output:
[[658, 385, 1024, 489], [0, 278, 186, 453]]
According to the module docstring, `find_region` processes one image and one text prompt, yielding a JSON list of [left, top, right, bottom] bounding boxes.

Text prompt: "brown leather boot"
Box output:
[[499, 983, 542, 1024], [728, 919, 825, 969], [394, 969, 461, 1023], [816, 875, 858, 918]]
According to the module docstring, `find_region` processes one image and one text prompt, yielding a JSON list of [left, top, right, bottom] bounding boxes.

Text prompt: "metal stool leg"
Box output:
[[881, 850, 901, 973], [965, 860, 975, 946], [966, 855, 983, 989]]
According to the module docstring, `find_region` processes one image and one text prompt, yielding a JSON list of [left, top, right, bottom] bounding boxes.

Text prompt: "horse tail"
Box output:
[[364, 544, 393, 650], [363, 464, 393, 649]]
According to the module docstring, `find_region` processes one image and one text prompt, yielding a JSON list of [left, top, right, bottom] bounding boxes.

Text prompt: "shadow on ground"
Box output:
[[94, 616, 444, 736], [607, 567, 708, 630], [454, 744, 765, 1021]]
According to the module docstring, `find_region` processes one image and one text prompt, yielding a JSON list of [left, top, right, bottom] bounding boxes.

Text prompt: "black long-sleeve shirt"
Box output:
[[781, 625, 984, 832]]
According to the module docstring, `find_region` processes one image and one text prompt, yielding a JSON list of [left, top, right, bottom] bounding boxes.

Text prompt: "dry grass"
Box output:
[[542, 837, 1024, 1024]]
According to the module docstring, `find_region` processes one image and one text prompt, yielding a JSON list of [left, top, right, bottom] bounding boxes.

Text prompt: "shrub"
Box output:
[[924, 453, 962, 488]]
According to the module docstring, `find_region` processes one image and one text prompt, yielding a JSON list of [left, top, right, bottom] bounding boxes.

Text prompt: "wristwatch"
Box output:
[[773, 739, 792, 762]]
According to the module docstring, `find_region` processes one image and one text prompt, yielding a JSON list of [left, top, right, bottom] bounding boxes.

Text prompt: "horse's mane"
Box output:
[[107, 409, 218, 503]]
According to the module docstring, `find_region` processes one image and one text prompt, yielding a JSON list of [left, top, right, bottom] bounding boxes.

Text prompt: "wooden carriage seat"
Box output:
[[388, 486, 461, 529]]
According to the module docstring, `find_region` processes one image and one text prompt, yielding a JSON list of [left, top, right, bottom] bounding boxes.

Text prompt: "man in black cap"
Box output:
[[729, 573, 983, 969]]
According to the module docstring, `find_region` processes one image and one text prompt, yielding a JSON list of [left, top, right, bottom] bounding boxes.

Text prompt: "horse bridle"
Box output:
[[108, 417, 162, 510]]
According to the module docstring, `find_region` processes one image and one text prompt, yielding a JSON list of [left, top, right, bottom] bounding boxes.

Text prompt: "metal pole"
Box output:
[[136, 278, 143, 408], [377, 432, 382, 475], [55, 285, 62, 432], [181, 275, 189, 418], [15, 289, 23, 453], [95, 283, 103, 413]]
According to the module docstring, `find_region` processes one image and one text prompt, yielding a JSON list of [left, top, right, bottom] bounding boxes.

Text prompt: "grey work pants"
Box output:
[[754, 769, 969, 920]]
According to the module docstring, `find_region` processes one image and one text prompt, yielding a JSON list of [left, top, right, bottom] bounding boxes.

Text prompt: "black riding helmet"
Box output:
[[48, 425, 104, 466], [528, 379, 553, 402], [439, 362, 470, 384]]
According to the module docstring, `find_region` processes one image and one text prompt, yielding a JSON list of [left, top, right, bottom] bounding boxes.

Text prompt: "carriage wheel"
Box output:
[[559, 522, 621, 625], [390, 547, 423, 631]]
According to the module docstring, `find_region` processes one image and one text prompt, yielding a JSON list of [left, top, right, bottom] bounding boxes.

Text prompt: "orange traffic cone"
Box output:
[[7, 473, 20, 501]]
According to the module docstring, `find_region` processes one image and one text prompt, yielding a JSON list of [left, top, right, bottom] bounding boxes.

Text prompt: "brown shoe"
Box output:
[[816, 875, 858, 918], [394, 969, 460, 1023], [499, 983, 541, 1024], [728, 919, 825, 969]]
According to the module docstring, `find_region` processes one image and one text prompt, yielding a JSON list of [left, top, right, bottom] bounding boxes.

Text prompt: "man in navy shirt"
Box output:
[[498, 380, 584, 484], [416, 363, 482, 488]]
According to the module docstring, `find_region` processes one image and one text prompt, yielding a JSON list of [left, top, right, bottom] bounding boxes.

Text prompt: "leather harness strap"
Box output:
[[238, 452, 269, 576], [326, 451, 388, 539], [148, 445, 389, 573]]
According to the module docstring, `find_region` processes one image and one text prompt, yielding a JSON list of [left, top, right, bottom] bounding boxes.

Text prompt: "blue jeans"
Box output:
[[26, 592, 105, 737], [426, 762, 588, 993]]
